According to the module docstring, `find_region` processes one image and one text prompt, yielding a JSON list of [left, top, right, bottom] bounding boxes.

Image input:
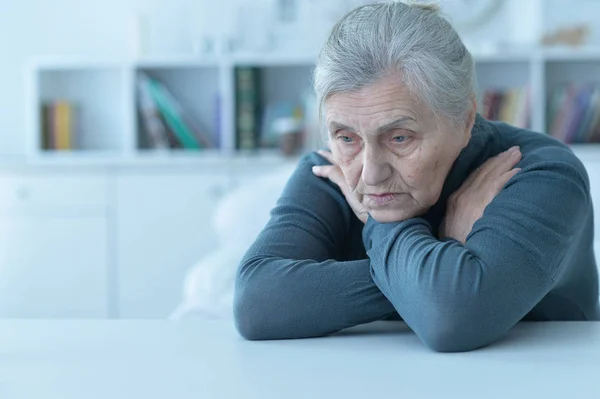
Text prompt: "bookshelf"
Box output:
[[475, 59, 533, 129], [26, 48, 600, 166], [34, 65, 130, 154], [135, 64, 221, 151]]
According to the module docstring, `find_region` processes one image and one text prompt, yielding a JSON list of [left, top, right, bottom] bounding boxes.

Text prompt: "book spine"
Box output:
[[155, 80, 212, 149], [64, 102, 72, 150], [564, 86, 591, 143], [481, 90, 493, 120], [41, 103, 51, 150], [236, 67, 260, 150], [582, 87, 599, 142], [50, 103, 57, 150], [55, 101, 67, 150], [573, 85, 595, 143], [54, 102, 62, 150], [490, 91, 503, 121], [587, 88, 600, 142], [215, 93, 221, 150], [499, 89, 514, 124], [160, 112, 183, 149], [54, 101, 74, 151], [550, 85, 574, 141], [136, 74, 170, 150], [518, 87, 531, 129], [146, 78, 201, 150]]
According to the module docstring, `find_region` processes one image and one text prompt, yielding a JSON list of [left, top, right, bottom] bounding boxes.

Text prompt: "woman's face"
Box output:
[[325, 73, 475, 223]]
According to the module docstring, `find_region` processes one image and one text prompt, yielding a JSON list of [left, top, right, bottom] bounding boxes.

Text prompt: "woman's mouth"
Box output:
[[365, 193, 399, 207]]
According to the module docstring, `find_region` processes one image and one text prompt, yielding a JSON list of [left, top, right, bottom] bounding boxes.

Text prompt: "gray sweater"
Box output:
[[233, 115, 600, 352]]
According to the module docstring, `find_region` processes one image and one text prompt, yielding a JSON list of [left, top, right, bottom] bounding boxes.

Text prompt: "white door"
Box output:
[[0, 215, 109, 318], [115, 171, 229, 318]]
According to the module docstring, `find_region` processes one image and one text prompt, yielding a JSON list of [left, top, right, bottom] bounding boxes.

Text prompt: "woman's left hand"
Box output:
[[312, 150, 369, 224], [440, 146, 522, 244]]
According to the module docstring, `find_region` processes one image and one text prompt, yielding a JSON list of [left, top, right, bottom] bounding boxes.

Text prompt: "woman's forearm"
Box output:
[[234, 255, 395, 340]]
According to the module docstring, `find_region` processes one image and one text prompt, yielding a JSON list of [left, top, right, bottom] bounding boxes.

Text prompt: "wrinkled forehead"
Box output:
[[324, 73, 427, 117], [324, 87, 428, 135]]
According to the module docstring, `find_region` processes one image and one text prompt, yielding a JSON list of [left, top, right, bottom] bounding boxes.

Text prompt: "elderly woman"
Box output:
[[233, 2, 600, 352]]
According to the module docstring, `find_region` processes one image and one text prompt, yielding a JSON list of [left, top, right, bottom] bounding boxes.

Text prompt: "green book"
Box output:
[[144, 76, 201, 150]]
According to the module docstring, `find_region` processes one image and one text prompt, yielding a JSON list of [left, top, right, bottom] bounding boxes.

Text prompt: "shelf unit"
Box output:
[[27, 54, 322, 165], [26, 47, 600, 166]]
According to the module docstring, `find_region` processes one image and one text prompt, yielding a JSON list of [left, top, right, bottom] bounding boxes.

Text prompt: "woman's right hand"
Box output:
[[312, 150, 369, 224]]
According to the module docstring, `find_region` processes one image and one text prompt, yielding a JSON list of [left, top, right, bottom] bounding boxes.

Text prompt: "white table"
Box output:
[[0, 320, 599, 399]]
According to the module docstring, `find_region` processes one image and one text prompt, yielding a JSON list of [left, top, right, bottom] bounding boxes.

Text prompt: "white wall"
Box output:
[[543, 0, 600, 44], [1, 0, 600, 157]]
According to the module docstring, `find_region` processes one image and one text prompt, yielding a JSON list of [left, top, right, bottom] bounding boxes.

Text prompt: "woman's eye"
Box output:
[[338, 135, 354, 143]]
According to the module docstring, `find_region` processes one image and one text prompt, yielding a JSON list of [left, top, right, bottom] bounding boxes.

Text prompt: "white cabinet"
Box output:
[[0, 174, 107, 214], [115, 171, 230, 318], [0, 216, 108, 318], [0, 163, 287, 320], [0, 173, 109, 318]]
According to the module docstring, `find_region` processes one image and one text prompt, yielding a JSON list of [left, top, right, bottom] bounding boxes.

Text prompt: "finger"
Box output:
[[483, 146, 519, 170], [317, 149, 336, 165], [312, 165, 345, 187], [486, 168, 521, 203], [312, 164, 334, 178], [495, 147, 522, 174], [460, 147, 514, 188], [494, 146, 521, 171], [496, 168, 521, 190], [313, 165, 354, 198], [472, 146, 521, 187]]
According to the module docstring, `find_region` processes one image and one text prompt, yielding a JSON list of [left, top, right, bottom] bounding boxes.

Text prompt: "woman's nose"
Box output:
[[361, 148, 393, 187]]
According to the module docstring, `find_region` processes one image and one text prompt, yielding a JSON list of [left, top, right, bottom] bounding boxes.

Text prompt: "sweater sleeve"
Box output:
[[234, 152, 396, 340], [362, 149, 591, 352]]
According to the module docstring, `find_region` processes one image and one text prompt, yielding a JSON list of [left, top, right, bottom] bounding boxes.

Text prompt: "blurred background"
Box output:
[[0, 0, 599, 320]]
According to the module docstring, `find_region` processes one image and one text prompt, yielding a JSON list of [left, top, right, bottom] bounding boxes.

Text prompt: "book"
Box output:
[[137, 72, 219, 151], [41, 101, 75, 151], [141, 74, 201, 150], [214, 93, 222, 150], [136, 75, 170, 150], [578, 87, 600, 143], [235, 67, 261, 150], [481, 87, 530, 129], [547, 84, 600, 143], [41, 103, 53, 150], [514, 87, 531, 129], [564, 85, 593, 143]]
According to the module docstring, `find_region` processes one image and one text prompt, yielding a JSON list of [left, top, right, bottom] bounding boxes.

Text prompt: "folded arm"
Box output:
[[234, 153, 395, 340], [363, 151, 591, 352]]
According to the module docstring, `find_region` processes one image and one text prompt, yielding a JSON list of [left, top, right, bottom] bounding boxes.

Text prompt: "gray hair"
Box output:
[[313, 1, 476, 128]]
